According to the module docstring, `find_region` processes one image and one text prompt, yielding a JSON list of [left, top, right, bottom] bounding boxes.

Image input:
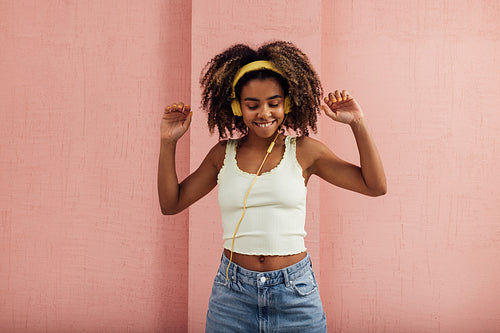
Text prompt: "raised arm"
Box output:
[[158, 103, 222, 215], [302, 90, 387, 197]]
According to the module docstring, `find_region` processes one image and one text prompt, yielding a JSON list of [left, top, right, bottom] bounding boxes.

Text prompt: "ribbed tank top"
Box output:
[[217, 136, 307, 255]]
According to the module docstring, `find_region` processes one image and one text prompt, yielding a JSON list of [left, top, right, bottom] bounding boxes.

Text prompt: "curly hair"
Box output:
[[200, 41, 323, 139]]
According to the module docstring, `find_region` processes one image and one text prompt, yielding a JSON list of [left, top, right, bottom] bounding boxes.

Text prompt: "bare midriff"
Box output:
[[224, 249, 307, 272]]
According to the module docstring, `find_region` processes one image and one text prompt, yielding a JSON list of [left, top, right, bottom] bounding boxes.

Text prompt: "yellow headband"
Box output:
[[230, 60, 290, 116]]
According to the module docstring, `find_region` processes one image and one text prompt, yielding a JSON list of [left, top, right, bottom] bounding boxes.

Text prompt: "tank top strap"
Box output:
[[225, 138, 237, 158], [285, 136, 304, 176], [285, 136, 296, 159], [217, 139, 237, 184]]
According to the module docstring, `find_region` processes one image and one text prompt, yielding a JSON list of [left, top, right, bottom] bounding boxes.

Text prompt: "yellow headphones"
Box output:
[[231, 60, 291, 116], [225, 61, 291, 280]]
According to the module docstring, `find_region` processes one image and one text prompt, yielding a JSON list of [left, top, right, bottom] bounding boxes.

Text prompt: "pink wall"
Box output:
[[1, 0, 499, 332], [320, 1, 500, 332], [0, 1, 191, 331]]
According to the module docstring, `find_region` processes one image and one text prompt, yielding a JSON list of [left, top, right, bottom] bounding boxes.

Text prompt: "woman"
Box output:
[[158, 41, 386, 332]]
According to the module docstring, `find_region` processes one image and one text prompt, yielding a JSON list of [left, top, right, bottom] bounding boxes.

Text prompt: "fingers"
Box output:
[[183, 109, 193, 130], [321, 105, 337, 119], [324, 90, 352, 104], [164, 102, 191, 114]]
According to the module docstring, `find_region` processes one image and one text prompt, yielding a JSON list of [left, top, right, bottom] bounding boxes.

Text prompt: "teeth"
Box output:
[[256, 121, 274, 128]]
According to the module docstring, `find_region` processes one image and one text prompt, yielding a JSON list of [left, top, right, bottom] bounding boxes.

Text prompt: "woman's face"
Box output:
[[239, 77, 285, 139]]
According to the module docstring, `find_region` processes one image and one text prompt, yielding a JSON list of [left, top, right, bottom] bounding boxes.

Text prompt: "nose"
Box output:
[[257, 104, 272, 118]]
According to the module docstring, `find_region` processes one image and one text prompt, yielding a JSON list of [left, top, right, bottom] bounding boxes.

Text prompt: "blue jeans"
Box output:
[[205, 252, 327, 332]]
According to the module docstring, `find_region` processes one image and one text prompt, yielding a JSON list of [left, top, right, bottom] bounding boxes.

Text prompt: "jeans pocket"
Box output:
[[289, 267, 318, 296]]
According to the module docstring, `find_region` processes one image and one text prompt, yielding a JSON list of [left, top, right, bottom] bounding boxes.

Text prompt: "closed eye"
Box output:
[[243, 95, 283, 110]]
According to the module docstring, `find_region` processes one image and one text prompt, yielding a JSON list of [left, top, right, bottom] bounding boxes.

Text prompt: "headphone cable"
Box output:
[[226, 116, 287, 280]]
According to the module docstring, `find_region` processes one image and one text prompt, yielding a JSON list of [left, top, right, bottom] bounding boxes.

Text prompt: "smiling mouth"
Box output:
[[255, 120, 276, 128]]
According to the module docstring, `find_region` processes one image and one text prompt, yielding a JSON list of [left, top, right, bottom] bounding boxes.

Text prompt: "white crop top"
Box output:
[[217, 136, 307, 255]]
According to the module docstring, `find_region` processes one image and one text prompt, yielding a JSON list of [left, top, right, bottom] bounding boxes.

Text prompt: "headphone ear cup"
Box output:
[[284, 96, 291, 114], [231, 99, 242, 116]]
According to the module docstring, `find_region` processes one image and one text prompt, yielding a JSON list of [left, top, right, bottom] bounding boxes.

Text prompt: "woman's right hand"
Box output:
[[161, 103, 193, 142]]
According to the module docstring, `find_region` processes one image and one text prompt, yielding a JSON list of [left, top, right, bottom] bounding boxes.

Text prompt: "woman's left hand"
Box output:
[[322, 90, 364, 126]]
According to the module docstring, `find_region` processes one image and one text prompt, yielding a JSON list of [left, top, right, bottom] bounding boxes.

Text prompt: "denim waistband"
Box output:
[[219, 252, 312, 287]]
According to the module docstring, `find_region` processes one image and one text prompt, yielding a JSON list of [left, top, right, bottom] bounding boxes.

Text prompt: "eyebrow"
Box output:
[[243, 95, 283, 102]]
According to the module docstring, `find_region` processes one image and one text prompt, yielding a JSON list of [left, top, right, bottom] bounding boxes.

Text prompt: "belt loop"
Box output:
[[231, 262, 238, 283], [282, 269, 290, 287]]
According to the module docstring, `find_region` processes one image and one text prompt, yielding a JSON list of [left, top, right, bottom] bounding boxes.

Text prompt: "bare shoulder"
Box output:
[[296, 135, 331, 158], [205, 139, 228, 171], [295, 136, 327, 173], [296, 135, 324, 150], [295, 135, 339, 175]]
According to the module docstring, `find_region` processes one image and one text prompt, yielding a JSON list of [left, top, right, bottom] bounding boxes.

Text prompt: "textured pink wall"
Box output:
[[320, 0, 500, 332], [0, 1, 191, 331], [1, 0, 499, 332]]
